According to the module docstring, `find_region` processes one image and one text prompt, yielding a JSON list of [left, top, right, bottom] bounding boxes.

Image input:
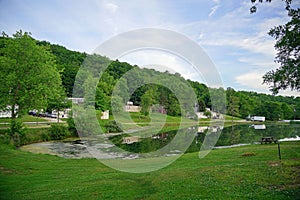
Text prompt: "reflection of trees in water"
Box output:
[[230, 127, 241, 145], [109, 130, 177, 153], [109, 124, 300, 154], [217, 124, 300, 146]]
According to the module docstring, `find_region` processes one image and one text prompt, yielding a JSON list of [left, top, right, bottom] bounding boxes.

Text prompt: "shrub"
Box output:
[[67, 116, 78, 137], [204, 111, 212, 118], [8, 120, 26, 147], [41, 132, 50, 141], [48, 124, 70, 140], [104, 120, 123, 133]]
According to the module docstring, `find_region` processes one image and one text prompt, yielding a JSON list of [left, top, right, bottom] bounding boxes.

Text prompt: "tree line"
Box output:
[[1, 31, 299, 124], [45, 38, 299, 121]]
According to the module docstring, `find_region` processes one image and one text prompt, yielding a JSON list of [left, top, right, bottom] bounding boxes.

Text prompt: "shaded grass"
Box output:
[[0, 115, 48, 123], [0, 141, 299, 199]]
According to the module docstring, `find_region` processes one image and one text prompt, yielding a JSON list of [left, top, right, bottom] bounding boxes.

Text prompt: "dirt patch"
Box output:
[[0, 166, 15, 174], [242, 152, 256, 157], [268, 161, 280, 167]]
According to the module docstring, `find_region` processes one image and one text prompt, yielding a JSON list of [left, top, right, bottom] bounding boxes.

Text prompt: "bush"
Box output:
[[48, 124, 70, 140], [204, 111, 212, 118], [8, 120, 26, 147], [104, 120, 123, 133], [41, 132, 50, 141], [67, 117, 78, 137]]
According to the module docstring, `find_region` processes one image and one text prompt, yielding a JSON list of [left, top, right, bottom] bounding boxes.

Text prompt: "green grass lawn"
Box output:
[[0, 141, 299, 199], [0, 115, 49, 129], [96, 111, 197, 131], [0, 115, 48, 123], [224, 114, 244, 121]]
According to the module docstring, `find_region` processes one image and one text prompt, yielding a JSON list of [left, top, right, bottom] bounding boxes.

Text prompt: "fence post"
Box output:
[[277, 142, 281, 160]]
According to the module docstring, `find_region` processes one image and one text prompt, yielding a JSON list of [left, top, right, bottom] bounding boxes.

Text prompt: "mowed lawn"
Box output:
[[0, 141, 299, 200]]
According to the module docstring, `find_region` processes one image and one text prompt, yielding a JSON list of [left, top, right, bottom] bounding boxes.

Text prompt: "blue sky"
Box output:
[[1, 0, 299, 96]]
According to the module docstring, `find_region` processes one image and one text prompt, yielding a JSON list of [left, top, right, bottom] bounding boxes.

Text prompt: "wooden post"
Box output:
[[277, 142, 281, 160]]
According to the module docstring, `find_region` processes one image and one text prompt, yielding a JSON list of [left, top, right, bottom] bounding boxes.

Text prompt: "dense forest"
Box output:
[[1, 35, 299, 120]]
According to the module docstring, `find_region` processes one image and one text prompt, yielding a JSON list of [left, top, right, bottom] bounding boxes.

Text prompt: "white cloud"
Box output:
[[209, 5, 219, 17], [235, 72, 266, 90], [278, 90, 300, 97], [235, 71, 300, 97], [179, 0, 289, 57], [104, 2, 119, 13]]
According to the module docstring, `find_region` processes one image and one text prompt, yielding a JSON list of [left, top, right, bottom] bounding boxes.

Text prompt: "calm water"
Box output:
[[110, 123, 300, 154], [21, 123, 300, 158], [215, 124, 299, 146]]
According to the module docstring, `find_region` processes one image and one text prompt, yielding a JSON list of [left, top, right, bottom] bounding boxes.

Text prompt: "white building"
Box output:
[[100, 110, 109, 120], [124, 102, 141, 112], [0, 109, 12, 118], [67, 98, 84, 104], [0, 106, 18, 118]]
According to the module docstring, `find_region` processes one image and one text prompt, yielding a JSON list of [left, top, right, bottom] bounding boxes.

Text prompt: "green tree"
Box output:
[[250, 0, 292, 13], [258, 101, 282, 120], [188, 80, 210, 110], [140, 89, 155, 116], [251, 0, 299, 94], [281, 103, 293, 119], [113, 78, 129, 104], [210, 87, 226, 113], [95, 87, 110, 111], [264, 7, 300, 94], [47, 90, 71, 123], [111, 96, 124, 113], [166, 94, 181, 116], [204, 110, 212, 119], [198, 98, 206, 112], [37, 41, 87, 96], [226, 88, 240, 123], [0, 30, 63, 144]]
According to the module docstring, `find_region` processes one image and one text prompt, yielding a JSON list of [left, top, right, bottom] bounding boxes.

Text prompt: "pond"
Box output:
[[110, 123, 300, 154], [21, 123, 300, 159]]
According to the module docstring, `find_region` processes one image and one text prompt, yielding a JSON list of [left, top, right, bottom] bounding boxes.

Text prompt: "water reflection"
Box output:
[[215, 124, 299, 147], [109, 124, 300, 154], [250, 124, 266, 130], [21, 124, 300, 159]]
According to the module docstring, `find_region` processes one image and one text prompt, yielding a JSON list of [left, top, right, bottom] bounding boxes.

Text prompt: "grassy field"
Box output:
[[224, 115, 244, 121], [1, 112, 245, 130], [0, 141, 299, 199], [96, 111, 197, 131], [0, 115, 48, 123], [0, 115, 50, 130]]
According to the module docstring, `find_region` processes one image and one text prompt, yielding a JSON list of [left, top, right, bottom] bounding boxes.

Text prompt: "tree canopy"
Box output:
[[250, 0, 299, 94], [0, 30, 64, 118], [263, 8, 300, 94]]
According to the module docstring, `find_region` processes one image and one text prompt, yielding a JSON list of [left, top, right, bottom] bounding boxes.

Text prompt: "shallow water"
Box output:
[[21, 139, 135, 159]]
